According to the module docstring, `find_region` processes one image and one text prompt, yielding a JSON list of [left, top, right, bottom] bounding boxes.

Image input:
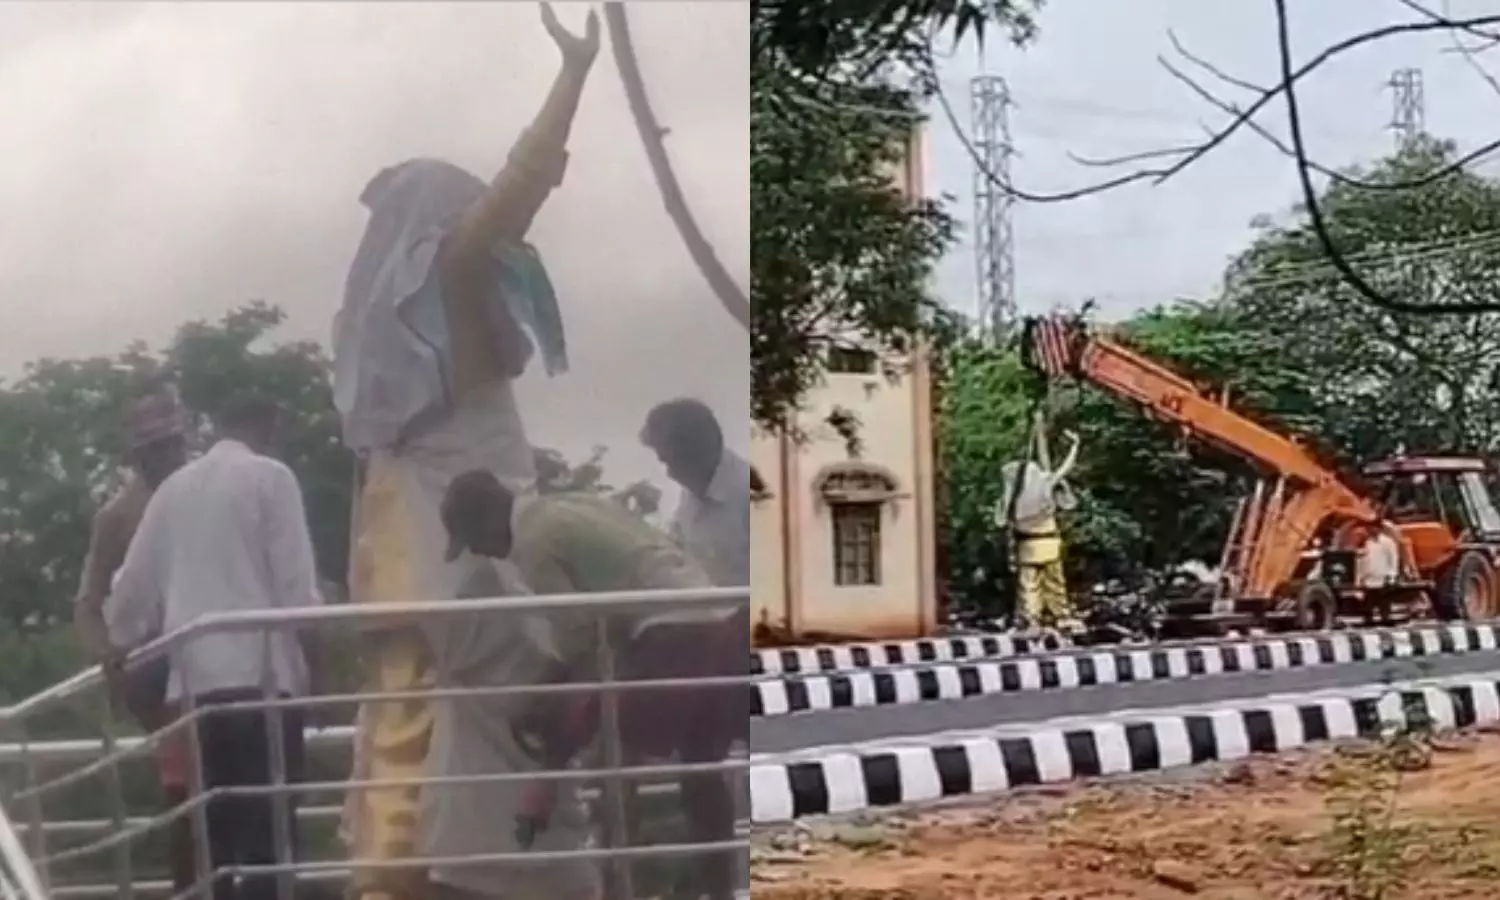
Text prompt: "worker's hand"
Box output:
[[516, 781, 560, 849], [98, 648, 133, 720], [76, 611, 119, 667], [96, 640, 129, 674], [541, 3, 601, 71]]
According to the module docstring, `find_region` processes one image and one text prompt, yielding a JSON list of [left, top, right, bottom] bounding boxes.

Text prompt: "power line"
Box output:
[[997, 230, 1500, 309], [1225, 229, 1500, 294]]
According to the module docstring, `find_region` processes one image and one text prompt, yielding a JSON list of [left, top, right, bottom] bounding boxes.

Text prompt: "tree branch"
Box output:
[[946, 11, 1500, 205], [1401, 0, 1500, 101], [1272, 0, 1500, 315], [607, 3, 750, 331]]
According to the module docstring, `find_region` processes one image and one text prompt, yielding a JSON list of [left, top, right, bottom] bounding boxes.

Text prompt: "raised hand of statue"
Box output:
[[540, 3, 601, 71]]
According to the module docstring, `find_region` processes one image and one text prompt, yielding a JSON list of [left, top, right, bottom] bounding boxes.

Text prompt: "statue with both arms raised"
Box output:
[[994, 412, 1083, 636]]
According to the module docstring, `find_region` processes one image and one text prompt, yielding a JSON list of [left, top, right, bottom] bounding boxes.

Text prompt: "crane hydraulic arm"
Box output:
[[1020, 315, 1381, 601]]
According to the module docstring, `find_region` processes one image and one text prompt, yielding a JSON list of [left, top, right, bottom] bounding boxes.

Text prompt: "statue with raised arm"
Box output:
[[333, 7, 599, 898], [995, 423, 1082, 635]]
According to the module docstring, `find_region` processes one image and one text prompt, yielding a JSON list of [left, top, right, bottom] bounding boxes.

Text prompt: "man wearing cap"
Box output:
[[75, 386, 195, 894], [427, 470, 745, 900]]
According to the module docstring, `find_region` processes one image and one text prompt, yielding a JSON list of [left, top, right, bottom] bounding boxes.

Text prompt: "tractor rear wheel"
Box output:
[[1294, 581, 1337, 632], [1436, 550, 1498, 621]]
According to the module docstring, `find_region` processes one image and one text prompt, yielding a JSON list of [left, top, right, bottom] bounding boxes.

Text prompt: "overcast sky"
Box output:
[[930, 0, 1500, 322], [17, 1, 1500, 491], [0, 0, 747, 495]]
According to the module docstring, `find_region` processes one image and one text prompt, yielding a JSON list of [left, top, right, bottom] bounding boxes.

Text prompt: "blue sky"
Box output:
[[927, 0, 1500, 322]]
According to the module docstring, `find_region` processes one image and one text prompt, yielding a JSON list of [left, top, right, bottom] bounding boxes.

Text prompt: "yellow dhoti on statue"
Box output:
[[340, 383, 536, 900], [341, 454, 434, 900], [1014, 516, 1074, 629]]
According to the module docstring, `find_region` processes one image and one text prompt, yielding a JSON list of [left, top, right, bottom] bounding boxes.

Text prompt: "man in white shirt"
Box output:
[[106, 396, 324, 900], [640, 398, 750, 587]]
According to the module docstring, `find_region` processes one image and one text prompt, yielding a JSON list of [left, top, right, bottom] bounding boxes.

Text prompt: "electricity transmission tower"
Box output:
[[1387, 67, 1425, 151], [970, 74, 1017, 339]]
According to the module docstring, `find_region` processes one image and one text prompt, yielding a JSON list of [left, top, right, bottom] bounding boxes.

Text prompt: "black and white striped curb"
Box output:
[[751, 631, 1071, 677], [749, 622, 1500, 717], [746, 673, 1500, 823]]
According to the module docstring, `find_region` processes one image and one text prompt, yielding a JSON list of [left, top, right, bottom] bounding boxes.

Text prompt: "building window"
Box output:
[[827, 346, 877, 375], [832, 502, 882, 586]]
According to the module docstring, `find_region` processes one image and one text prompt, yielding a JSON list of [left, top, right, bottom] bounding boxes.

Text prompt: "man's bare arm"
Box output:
[[438, 5, 600, 276], [75, 507, 125, 662]]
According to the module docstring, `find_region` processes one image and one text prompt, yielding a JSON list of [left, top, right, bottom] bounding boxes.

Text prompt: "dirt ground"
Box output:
[[751, 728, 1500, 900]]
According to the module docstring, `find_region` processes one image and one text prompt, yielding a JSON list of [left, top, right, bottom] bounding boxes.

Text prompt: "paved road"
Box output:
[[748, 648, 1500, 754]]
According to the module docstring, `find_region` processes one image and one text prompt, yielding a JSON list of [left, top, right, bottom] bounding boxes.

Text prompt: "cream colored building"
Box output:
[[749, 128, 939, 643]]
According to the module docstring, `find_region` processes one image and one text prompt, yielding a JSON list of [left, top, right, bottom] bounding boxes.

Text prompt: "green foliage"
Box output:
[[0, 302, 351, 645], [0, 304, 663, 705], [940, 305, 1288, 608], [751, 0, 1040, 83], [939, 134, 1500, 615], [0, 308, 667, 889], [1058, 304, 1326, 576], [749, 0, 1042, 432], [1316, 670, 1440, 900], [1227, 135, 1500, 459], [534, 444, 662, 519], [934, 338, 1035, 607], [752, 57, 956, 431]]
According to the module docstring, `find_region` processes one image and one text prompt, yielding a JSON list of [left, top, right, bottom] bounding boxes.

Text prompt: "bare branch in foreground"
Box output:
[[1273, 0, 1500, 315], [949, 11, 1500, 204]]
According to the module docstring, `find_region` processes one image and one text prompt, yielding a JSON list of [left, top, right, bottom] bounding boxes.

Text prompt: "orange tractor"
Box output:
[[1022, 314, 1500, 634]]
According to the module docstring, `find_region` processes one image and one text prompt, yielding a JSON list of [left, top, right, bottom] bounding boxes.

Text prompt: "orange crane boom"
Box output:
[[1022, 315, 1381, 604]]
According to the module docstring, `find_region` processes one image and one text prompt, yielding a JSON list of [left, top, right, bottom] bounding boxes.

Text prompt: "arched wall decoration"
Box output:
[[812, 461, 908, 506], [605, 3, 751, 331]]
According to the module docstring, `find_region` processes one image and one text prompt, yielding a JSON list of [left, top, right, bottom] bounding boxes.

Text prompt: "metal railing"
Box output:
[[0, 586, 751, 900]]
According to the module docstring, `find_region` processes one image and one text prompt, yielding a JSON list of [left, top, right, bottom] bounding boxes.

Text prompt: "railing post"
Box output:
[[596, 614, 634, 900], [261, 628, 295, 900], [0, 587, 752, 900], [180, 659, 216, 899], [11, 722, 49, 895], [96, 690, 135, 899]]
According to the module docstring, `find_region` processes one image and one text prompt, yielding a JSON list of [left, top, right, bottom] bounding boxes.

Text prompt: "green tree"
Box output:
[[0, 302, 350, 695], [752, 0, 1038, 84], [1226, 135, 1500, 460], [749, 2, 1038, 432], [935, 338, 1034, 609], [939, 137, 1500, 614], [1051, 304, 1321, 580], [939, 303, 1329, 612]]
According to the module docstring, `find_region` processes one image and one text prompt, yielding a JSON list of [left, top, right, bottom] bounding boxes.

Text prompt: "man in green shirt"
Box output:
[[442, 470, 709, 595], [436, 469, 746, 900]]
